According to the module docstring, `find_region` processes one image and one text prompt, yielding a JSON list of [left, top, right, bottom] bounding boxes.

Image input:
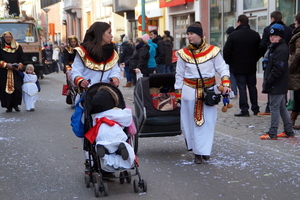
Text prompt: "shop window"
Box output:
[[210, 0, 235, 48], [276, 0, 296, 26], [244, 0, 267, 10], [173, 14, 194, 50]]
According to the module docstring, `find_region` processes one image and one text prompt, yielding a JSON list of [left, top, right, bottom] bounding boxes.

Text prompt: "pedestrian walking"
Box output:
[[150, 30, 166, 73], [258, 11, 293, 116], [223, 14, 261, 117], [20, 64, 40, 111], [174, 21, 231, 164], [119, 36, 134, 87], [260, 23, 294, 140], [0, 31, 24, 112], [288, 12, 300, 130]]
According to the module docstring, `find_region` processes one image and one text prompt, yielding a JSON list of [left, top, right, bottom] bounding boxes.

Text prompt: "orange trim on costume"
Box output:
[[184, 78, 215, 86], [222, 80, 230, 84], [175, 94, 181, 98], [66, 65, 72, 71], [183, 45, 215, 59], [0, 61, 6, 68], [74, 76, 84, 87], [78, 46, 115, 65]]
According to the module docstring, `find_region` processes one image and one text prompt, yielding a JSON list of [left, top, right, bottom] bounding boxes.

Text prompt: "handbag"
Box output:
[[203, 87, 221, 106], [62, 84, 69, 95], [70, 95, 85, 138], [191, 51, 221, 106]]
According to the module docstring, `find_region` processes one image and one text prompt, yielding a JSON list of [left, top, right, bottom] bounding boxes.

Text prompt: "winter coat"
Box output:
[[288, 26, 300, 91], [147, 39, 157, 69], [125, 43, 150, 75], [223, 24, 261, 75], [163, 37, 173, 66], [152, 36, 166, 65], [259, 21, 293, 57], [262, 39, 289, 94], [119, 41, 134, 64]]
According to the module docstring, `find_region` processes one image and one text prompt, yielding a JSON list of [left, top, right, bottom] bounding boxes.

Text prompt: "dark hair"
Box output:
[[237, 15, 249, 25], [189, 21, 202, 28], [150, 30, 158, 35], [82, 22, 111, 62], [296, 12, 300, 24], [226, 26, 235, 35], [270, 11, 282, 21], [164, 30, 170, 37]]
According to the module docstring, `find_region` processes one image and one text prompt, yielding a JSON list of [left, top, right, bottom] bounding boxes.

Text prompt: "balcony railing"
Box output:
[[64, 0, 82, 10], [103, 0, 113, 7]]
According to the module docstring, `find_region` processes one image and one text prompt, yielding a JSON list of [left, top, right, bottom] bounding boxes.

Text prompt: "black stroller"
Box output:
[[134, 73, 181, 153], [82, 82, 146, 197]]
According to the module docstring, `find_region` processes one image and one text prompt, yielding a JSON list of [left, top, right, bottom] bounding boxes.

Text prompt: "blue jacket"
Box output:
[[147, 39, 157, 68]]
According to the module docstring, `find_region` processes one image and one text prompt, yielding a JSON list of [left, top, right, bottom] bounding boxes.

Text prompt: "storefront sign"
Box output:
[[159, 0, 194, 8]]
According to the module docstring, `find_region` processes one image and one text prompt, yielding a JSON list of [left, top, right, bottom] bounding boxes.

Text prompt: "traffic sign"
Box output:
[[137, 15, 148, 24]]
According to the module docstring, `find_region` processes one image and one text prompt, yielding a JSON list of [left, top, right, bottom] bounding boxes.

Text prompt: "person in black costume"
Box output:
[[0, 31, 24, 112]]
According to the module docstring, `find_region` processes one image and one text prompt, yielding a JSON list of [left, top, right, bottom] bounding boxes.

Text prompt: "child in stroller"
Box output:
[[85, 85, 135, 169], [83, 82, 146, 197]]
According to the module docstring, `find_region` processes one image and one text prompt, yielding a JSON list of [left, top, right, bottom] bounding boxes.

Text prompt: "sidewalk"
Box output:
[[119, 76, 300, 149]]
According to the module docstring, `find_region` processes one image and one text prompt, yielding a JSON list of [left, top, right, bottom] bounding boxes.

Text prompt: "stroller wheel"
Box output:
[[94, 183, 100, 197], [125, 171, 131, 183], [119, 172, 125, 184], [141, 179, 147, 192], [84, 174, 91, 188], [133, 179, 139, 193]]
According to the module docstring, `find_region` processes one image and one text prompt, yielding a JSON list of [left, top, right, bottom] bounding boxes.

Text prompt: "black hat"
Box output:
[[91, 86, 119, 113], [269, 23, 284, 37], [226, 26, 235, 35]]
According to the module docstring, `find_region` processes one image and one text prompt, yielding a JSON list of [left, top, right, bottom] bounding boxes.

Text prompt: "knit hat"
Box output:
[[141, 34, 150, 42], [269, 23, 284, 37], [226, 26, 235, 35]]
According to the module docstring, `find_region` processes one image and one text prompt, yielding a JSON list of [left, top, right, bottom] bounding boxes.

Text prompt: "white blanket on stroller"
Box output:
[[92, 108, 135, 169]]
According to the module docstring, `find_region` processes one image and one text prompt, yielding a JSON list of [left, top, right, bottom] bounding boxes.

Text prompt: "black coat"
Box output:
[[119, 41, 134, 64], [163, 39, 173, 66], [223, 24, 261, 75], [152, 36, 166, 65], [125, 44, 149, 75], [259, 21, 293, 57], [262, 39, 289, 94]]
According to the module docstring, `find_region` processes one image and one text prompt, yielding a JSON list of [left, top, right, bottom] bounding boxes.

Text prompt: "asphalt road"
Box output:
[[0, 73, 300, 200]]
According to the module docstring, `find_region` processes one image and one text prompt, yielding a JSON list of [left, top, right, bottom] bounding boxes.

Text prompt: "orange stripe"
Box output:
[[184, 78, 196, 85], [183, 45, 215, 58], [74, 76, 84, 87], [78, 46, 115, 65], [184, 78, 215, 86]]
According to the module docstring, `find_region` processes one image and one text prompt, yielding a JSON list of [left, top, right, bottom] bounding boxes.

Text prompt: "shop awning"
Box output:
[[159, 0, 194, 8]]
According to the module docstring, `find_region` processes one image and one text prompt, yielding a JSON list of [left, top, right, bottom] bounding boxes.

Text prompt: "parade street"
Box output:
[[0, 73, 300, 200]]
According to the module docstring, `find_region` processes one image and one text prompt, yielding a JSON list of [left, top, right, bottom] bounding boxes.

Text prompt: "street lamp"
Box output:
[[42, 8, 50, 46]]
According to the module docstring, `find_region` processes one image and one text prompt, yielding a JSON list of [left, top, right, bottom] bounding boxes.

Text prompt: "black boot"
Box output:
[[116, 143, 129, 160]]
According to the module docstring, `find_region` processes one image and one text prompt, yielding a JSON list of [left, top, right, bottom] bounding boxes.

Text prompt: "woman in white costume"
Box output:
[[22, 64, 39, 111], [71, 21, 120, 89], [71, 22, 121, 174], [174, 22, 231, 164]]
